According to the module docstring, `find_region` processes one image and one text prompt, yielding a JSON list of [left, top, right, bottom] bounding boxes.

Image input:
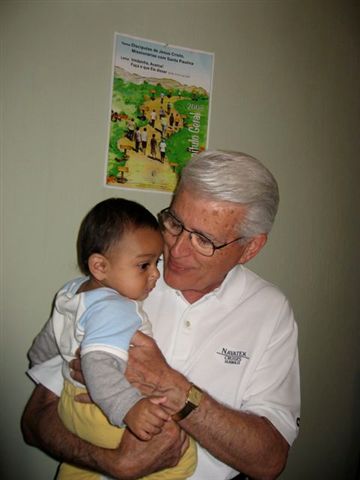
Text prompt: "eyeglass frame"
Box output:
[[157, 208, 245, 257]]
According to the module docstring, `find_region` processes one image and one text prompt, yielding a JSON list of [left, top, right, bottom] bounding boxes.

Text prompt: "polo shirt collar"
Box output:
[[172, 264, 246, 305]]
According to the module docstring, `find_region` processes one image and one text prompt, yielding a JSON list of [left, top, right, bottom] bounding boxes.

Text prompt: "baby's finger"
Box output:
[[74, 392, 92, 404]]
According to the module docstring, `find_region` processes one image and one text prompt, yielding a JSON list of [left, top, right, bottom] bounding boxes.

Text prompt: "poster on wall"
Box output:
[[104, 33, 214, 192]]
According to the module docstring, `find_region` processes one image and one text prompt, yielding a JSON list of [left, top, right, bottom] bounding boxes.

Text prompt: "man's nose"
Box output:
[[168, 230, 192, 256]]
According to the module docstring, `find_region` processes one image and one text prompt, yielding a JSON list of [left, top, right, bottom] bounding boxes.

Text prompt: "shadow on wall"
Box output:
[[351, 372, 360, 479]]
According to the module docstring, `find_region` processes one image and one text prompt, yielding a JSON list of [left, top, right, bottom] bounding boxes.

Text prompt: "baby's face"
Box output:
[[104, 227, 163, 301]]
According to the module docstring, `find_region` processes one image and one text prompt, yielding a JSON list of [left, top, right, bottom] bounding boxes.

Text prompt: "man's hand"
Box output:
[[126, 332, 190, 413], [69, 350, 91, 403], [126, 332, 169, 395], [69, 349, 84, 384], [116, 421, 190, 479]]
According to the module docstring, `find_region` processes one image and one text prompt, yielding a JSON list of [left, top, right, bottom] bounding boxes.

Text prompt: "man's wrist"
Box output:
[[172, 383, 203, 422]]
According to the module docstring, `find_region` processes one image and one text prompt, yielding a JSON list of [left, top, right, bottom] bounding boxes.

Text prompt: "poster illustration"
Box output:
[[105, 33, 214, 192]]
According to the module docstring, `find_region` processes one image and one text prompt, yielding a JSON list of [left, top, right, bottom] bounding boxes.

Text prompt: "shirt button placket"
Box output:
[[173, 310, 193, 361]]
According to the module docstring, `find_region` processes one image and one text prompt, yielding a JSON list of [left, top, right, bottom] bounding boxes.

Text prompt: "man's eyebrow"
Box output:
[[170, 208, 218, 242]]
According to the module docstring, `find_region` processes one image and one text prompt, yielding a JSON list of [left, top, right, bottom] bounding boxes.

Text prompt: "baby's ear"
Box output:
[[88, 253, 108, 281]]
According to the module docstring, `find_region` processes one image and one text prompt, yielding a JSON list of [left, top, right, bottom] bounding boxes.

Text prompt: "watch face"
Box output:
[[172, 384, 203, 421], [189, 385, 203, 406]]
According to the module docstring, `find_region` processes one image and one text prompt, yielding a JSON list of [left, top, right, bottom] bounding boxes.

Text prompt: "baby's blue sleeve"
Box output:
[[79, 294, 142, 361]]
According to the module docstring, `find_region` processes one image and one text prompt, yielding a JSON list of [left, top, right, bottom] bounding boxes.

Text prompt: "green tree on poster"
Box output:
[[105, 34, 214, 192]]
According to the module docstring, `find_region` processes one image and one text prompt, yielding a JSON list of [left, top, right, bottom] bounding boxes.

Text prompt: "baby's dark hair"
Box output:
[[77, 198, 160, 275]]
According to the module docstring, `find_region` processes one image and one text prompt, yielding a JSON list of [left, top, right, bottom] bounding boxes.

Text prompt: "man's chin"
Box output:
[[164, 268, 189, 291]]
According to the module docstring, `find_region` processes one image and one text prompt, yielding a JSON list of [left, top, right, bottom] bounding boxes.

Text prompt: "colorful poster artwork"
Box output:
[[105, 33, 214, 192]]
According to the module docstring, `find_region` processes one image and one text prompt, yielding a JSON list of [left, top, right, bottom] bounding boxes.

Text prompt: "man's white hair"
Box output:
[[177, 150, 279, 238]]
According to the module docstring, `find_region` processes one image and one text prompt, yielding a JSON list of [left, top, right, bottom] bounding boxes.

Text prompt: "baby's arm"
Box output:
[[81, 350, 145, 426], [80, 295, 171, 438], [82, 351, 170, 440]]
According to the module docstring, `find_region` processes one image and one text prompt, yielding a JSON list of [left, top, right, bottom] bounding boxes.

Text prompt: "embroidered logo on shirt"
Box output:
[[216, 348, 249, 365]]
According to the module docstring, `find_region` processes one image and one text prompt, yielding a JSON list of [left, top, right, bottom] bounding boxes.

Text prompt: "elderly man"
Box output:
[[22, 151, 300, 480]]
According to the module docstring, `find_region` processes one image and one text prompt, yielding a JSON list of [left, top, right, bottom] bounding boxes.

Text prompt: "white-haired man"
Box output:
[[22, 151, 300, 480]]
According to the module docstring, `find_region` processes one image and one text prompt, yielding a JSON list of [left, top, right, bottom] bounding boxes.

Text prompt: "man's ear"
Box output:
[[238, 234, 268, 265], [88, 253, 108, 281]]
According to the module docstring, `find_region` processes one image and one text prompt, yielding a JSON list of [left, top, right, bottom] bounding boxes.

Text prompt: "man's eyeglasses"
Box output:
[[157, 208, 244, 257]]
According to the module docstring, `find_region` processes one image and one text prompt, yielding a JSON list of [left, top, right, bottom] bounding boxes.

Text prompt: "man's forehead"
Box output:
[[171, 190, 246, 232], [172, 190, 244, 215]]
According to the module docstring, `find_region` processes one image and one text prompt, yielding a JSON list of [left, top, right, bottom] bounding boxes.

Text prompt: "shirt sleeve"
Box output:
[[79, 294, 142, 361], [82, 350, 143, 427], [241, 299, 301, 445], [27, 316, 59, 366]]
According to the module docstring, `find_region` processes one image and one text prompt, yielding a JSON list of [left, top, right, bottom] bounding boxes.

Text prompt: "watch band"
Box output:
[[172, 383, 203, 422]]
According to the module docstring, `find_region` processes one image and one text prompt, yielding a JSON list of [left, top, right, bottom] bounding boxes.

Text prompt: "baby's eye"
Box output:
[[138, 262, 150, 271]]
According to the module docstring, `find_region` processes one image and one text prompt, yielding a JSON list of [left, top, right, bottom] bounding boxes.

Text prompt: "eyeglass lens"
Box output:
[[160, 210, 214, 256]]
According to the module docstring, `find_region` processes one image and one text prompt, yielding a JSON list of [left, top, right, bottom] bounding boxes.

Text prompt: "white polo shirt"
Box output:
[[143, 264, 300, 480], [28, 265, 300, 480]]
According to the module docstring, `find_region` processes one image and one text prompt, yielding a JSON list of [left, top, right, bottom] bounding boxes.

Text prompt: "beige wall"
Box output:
[[1, 1, 359, 478]]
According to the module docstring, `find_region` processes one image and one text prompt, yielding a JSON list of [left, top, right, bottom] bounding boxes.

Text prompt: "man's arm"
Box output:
[[21, 384, 187, 480], [179, 392, 289, 480], [126, 333, 289, 480]]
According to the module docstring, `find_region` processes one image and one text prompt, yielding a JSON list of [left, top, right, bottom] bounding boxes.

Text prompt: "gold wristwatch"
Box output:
[[172, 383, 203, 422]]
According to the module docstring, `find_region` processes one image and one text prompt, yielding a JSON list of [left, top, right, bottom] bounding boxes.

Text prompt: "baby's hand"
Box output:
[[124, 396, 170, 441]]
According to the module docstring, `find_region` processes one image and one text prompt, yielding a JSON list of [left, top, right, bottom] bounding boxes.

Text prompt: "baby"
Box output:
[[28, 198, 196, 480]]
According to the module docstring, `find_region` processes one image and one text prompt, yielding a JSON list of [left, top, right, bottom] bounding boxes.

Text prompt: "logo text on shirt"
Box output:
[[216, 348, 249, 365]]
